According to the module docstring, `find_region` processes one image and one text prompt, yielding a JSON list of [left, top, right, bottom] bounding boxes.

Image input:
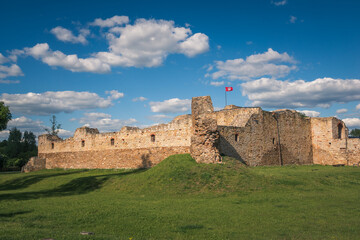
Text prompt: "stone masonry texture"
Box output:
[[25, 96, 359, 172]]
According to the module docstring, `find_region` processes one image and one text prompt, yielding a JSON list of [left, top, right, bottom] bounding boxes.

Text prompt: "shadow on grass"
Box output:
[[0, 210, 32, 218], [0, 170, 87, 191], [0, 168, 147, 201], [177, 224, 204, 233]]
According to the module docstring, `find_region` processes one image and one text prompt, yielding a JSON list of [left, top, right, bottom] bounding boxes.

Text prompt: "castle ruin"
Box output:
[[24, 96, 360, 172]]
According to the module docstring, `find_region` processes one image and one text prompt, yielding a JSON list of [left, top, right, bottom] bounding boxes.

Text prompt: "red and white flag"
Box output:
[[225, 87, 233, 92]]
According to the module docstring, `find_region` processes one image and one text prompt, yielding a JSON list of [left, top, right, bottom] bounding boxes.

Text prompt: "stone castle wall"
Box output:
[[32, 95, 359, 171], [311, 118, 359, 165], [38, 115, 192, 169], [217, 109, 313, 166]]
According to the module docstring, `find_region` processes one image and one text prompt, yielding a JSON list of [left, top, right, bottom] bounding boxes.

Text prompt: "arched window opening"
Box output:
[[235, 134, 239, 142], [338, 124, 343, 139], [51, 143, 54, 149], [81, 140, 85, 147], [151, 134, 155, 142], [111, 138, 115, 146]]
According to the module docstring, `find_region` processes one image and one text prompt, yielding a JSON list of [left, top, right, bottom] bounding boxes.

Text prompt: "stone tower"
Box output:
[[190, 96, 221, 163]]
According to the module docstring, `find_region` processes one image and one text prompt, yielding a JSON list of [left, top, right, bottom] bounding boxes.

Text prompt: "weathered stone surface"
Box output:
[[34, 95, 359, 171], [22, 157, 46, 172], [190, 96, 221, 164]]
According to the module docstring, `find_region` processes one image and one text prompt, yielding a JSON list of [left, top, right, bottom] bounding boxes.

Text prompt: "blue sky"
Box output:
[[1, 0, 360, 139]]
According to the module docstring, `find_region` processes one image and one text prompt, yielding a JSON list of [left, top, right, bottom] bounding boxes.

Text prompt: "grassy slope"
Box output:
[[0, 154, 359, 240]]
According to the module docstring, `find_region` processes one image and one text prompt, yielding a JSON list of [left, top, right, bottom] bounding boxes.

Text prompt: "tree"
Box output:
[[45, 115, 61, 136], [23, 131, 36, 152], [7, 127, 22, 158], [0, 101, 11, 131], [350, 128, 360, 137]]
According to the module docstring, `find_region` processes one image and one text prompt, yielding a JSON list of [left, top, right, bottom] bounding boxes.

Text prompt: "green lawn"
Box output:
[[0, 154, 359, 240]]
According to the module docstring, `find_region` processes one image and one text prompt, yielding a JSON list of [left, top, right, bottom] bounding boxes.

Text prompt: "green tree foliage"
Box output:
[[45, 115, 61, 136], [0, 101, 12, 131], [0, 128, 37, 171], [350, 128, 360, 137]]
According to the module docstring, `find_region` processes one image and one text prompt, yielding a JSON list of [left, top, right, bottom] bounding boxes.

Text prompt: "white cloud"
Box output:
[[0, 64, 23, 79], [241, 77, 360, 108], [343, 118, 360, 128], [90, 15, 129, 28], [290, 16, 297, 24], [178, 33, 209, 57], [149, 98, 191, 113], [0, 79, 20, 84], [79, 112, 137, 132], [336, 108, 348, 114], [0, 91, 113, 115], [105, 90, 124, 100], [298, 110, 320, 117], [132, 96, 147, 102], [22, 17, 209, 73], [272, 0, 287, 6], [210, 81, 225, 86], [0, 53, 8, 64], [24, 43, 111, 73], [208, 48, 297, 80], [51, 26, 89, 44], [356, 104, 360, 110], [97, 18, 209, 67]]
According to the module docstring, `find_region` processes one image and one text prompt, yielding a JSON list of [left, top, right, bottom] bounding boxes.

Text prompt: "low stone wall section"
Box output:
[[40, 146, 190, 169]]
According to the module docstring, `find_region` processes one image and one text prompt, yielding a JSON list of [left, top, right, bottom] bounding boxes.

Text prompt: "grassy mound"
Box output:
[[0, 154, 359, 240]]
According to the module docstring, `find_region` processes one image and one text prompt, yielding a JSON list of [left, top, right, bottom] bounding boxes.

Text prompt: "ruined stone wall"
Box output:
[[190, 96, 221, 163], [347, 138, 360, 165], [311, 118, 348, 165], [39, 147, 189, 169], [218, 109, 313, 166], [37, 95, 359, 170], [38, 115, 192, 169], [215, 107, 261, 127]]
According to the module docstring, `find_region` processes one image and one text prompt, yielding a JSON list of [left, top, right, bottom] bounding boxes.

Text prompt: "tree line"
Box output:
[[0, 102, 61, 171]]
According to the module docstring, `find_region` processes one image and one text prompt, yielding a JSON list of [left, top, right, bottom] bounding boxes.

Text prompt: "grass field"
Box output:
[[0, 154, 359, 240]]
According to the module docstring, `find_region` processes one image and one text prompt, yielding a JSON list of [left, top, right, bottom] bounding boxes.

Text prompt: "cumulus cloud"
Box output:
[[343, 118, 360, 128], [210, 81, 225, 86], [272, 0, 287, 6], [336, 108, 348, 114], [0, 64, 23, 80], [241, 77, 360, 108], [149, 98, 191, 113], [24, 17, 209, 73], [298, 110, 320, 117], [105, 90, 124, 100], [51, 26, 89, 44], [24, 43, 111, 73], [96, 18, 209, 67], [208, 48, 296, 80], [0, 116, 73, 140], [132, 96, 147, 102], [0, 54, 23, 83], [0, 91, 113, 115], [79, 112, 137, 132], [90, 15, 129, 28]]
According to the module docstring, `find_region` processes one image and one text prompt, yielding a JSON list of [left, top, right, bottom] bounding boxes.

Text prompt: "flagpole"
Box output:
[[225, 89, 227, 106]]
